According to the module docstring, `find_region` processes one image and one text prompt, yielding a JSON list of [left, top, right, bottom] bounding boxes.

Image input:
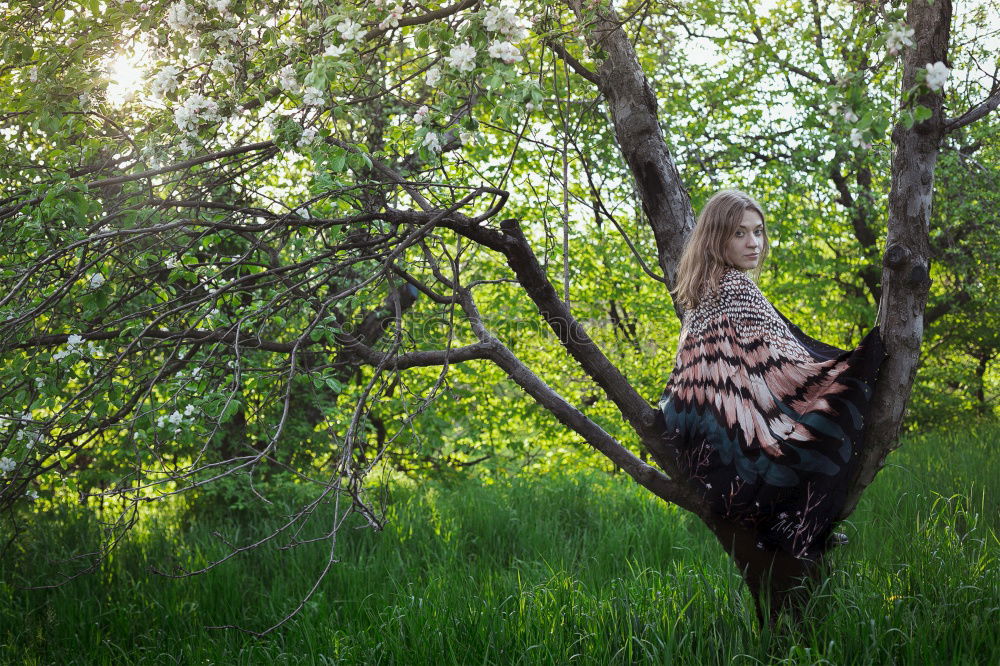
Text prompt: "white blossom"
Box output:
[[278, 64, 298, 92], [324, 43, 347, 58], [850, 128, 871, 149], [507, 24, 529, 42], [483, 5, 529, 41], [337, 18, 365, 42], [185, 45, 207, 65], [28, 66, 38, 82], [0, 457, 15, 475], [165, 257, 178, 269], [925, 61, 950, 91], [446, 43, 477, 72], [88, 273, 105, 289], [17, 429, 42, 449], [150, 65, 181, 99], [53, 333, 86, 361], [173, 93, 220, 133], [886, 24, 915, 56], [488, 40, 522, 64], [208, 0, 231, 15], [422, 131, 442, 153], [425, 66, 441, 87], [165, 1, 199, 32], [483, 6, 503, 31], [379, 5, 404, 30], [843, 109, 859, 124], [828, 101, 843, 116], [413, 105, 430, 125], [214, 27, 241, 47], [27, 489, 38, 500], [212, 55, 234, 73], [297, 125, 319, 148], [157, 409, 187, 429], [278, 33, 297, 54], [183, 404, 196, 416], [459, 130, 475, 145], [302, 86, 325, 107]]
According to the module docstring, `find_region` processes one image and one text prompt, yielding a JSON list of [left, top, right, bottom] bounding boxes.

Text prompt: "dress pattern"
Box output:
[[659, 269, 885, 558]]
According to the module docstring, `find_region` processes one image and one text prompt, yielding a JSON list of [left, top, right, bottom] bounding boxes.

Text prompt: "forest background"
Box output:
[[0, 0, 997, 662]]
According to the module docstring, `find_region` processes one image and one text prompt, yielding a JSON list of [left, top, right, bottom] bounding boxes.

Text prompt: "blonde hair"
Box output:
[[672, 190, 768, 310]]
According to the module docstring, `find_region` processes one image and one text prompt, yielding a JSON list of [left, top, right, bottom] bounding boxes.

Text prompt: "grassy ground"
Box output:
[[1, 421, 998, 665]]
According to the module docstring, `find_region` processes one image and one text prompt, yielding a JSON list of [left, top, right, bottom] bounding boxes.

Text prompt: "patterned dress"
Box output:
[[659, 269, 885, 559]]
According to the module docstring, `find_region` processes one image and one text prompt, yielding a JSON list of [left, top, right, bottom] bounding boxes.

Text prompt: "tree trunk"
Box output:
[[839, 0, 952, 519]]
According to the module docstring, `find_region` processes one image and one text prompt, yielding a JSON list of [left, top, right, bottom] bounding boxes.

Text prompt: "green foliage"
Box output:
[[0, 0, 996, 561], [2, 422, 998, 663]]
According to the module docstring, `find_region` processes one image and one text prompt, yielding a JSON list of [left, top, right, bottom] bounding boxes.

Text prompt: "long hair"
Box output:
[[672, 190, 768, 310]]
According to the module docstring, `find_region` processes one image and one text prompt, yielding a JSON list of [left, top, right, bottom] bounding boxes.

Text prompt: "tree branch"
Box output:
[[11, 329, 492, 369], [943, 88, 1000, 134], [456, 289, 701, 513], [545, 39, 601, 86], [363, 0, 481, 42], [828, 162, 882, 304]]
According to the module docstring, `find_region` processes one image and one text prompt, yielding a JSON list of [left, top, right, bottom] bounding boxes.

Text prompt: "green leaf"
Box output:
[[346, 151, 368, 171], [220, 399, 242, 422]]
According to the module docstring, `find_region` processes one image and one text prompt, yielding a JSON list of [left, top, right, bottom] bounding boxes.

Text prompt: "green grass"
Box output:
[[2, 421, 998, 665]]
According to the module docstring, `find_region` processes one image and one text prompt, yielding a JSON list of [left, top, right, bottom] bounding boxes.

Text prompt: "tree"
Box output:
[[1, 0, 997, 630]]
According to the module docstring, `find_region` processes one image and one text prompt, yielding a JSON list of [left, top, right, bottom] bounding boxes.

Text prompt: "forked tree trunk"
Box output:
[[565, 0, 953, 622]]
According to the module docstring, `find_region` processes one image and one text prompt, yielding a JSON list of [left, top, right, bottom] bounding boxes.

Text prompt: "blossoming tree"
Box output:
[[1, 0, 997, 629]]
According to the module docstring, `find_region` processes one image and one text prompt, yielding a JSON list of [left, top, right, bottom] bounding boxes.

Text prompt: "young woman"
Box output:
[[658, 190, 884, 611]]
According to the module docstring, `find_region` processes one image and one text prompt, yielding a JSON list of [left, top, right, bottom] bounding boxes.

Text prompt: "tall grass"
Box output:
[[2, 421, 998, 665]]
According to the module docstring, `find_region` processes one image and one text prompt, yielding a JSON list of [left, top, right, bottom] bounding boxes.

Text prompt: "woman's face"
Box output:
[[724, 208, 764, 270]]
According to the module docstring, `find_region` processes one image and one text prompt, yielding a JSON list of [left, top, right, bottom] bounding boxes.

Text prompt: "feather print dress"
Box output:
[[659, 269, 885, 559]]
